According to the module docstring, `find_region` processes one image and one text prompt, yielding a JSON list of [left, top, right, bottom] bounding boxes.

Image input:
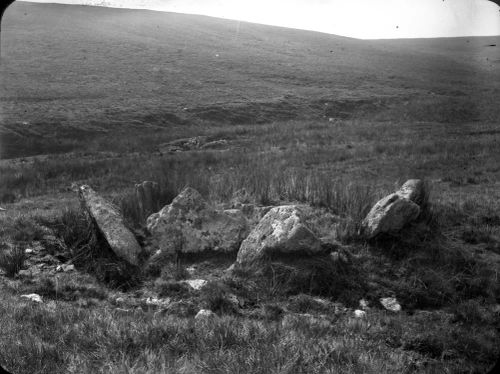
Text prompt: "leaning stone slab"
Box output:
[[236, 205, 322, 265], [79, 185, 142, 266]]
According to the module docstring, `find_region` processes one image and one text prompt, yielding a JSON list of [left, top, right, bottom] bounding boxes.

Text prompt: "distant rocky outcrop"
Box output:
[[147, 187, 248, 254], [361, 179, 428, 238], [78, 185, 142, 266], [158, 136, 228, 154], [236, 205, 323, 265]]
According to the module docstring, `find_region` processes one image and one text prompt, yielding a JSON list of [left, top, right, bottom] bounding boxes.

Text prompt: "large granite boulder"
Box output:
[[147, 187, 248, 254], [361, 179, 427, 239], [236, 205, 322, 265], [79, 185, 142, 266]]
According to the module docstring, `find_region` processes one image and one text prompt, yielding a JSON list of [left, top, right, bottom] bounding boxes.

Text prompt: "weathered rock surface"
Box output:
[[362, 179, 427, 239], [362, 193, 420, 238], [79, 185, 142, 266], [380, 297, 402, 312], [21, 294, 43, 303], [147, 187, 248, 254], [195, 309, 216, 320], [236, 205, 322, 265], [397, 179, 427, 205]]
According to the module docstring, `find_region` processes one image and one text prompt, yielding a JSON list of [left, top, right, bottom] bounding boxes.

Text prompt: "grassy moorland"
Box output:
[[0, 2, 500, 373]]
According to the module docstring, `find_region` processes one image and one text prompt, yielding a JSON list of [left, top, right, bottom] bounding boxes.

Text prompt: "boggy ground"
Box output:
[[1, 2, 500, 373]]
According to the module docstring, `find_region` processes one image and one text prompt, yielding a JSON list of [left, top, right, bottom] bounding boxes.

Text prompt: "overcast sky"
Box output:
[[21, 0, 500, 39]]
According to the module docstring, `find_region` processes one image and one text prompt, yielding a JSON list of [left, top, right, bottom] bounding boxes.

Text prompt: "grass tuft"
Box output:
[[0, 242, 26, 277]]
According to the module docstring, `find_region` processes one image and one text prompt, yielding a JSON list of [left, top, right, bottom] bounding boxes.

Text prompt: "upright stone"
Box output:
[[135, 181, 160, 221], [78, 185, 142, 266], [147, 187, 248, 254], [236, 205, 322, 265], [362, 193, 420, 239]]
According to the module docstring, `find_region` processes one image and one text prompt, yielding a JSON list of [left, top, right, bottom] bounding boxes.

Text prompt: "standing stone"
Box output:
[[147, 187, 248, 254], [79, 185, 142, 266], [236, 205, 322, 265], [361, 193, 420, 239], [135, 181, 160, 221]]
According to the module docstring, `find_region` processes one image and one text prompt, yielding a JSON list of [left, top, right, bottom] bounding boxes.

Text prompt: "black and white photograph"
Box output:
[[0, 0, 499, 372]]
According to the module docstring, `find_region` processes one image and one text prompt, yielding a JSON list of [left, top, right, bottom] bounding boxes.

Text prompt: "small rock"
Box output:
[[24, 248, 34, 254], [359, 299, 370, 310], [21, 294, 43, 303], [56, 264, 75, 272], [354, 309, 366, 318], [380, 297, 401, 312], [145, 297, 171, 307], [115, 297, 125, 304], [195, 309, 216, 320], [183, 279, 207, 290], [185, 266, 196, 274]]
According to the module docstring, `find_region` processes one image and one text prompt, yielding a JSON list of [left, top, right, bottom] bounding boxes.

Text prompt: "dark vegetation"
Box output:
[[0, 2, 499, 373]]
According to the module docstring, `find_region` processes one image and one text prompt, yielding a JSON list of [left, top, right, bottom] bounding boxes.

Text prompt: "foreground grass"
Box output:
[[0, 288, 497, 374]]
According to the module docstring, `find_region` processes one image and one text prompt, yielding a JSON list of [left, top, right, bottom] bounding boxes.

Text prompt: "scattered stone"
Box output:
[[56, 264, 75, 273], [236, 205, 322, 264], [78, 185, 142, 266], [135, 181, 160, 221], [183, 279, 207, 290], [359, 299, 370, 310], [147, 187, 248, 254], [144, 297, 171, 308], [21, 294, 43, 303], [354, 309, 366, 318], [195, 309, 216, 320], [380, 297, 401, 312], [362, 193, 420, 238], [39, 254, 60, 265]]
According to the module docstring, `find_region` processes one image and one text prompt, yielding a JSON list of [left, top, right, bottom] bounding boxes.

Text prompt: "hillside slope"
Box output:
[[0, 1, 499, 158]]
